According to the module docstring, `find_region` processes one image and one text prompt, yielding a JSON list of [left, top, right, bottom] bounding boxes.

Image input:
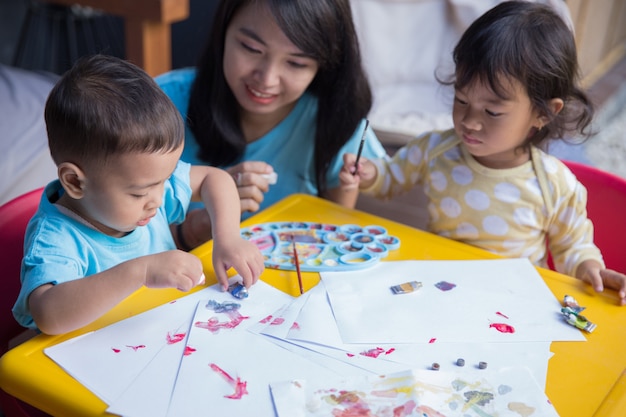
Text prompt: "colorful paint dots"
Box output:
[[240, 221, 400, 272]]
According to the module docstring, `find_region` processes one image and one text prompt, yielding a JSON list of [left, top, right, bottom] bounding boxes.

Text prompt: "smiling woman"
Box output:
[[156, 0, 387, 250]]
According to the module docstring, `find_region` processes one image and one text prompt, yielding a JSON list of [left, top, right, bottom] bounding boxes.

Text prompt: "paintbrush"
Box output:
[[292, 239, 304, 295], [352, 119, 369, 175]]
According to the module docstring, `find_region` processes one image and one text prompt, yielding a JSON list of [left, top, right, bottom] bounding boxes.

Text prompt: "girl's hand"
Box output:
[[599, 269, 626, 305], [339, 153, 361, 191], [577, 259, 626, 306], [339, 153, 378, 190], [226, 161, 276, 214]]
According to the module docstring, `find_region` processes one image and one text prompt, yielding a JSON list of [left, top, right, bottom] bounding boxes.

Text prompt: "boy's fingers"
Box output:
[[213, 265, 230, 291]]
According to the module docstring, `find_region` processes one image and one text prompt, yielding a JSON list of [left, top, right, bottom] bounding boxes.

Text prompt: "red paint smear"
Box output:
[[385, 348, 395, 355], [260, 315, 273, 324], [360, 347, 385, 358], [111, 348, 120, 353], [490, 323, 515, 333], [126, 345, 146, 351], [209, 363, 248, 399], [169, 300, 177, 304], [327, 391, 371, 416], [270, 317, 285, 325], [429, 338, 436, 344], [394, 400, 416, 417], [346, 353, 355, 357], [195, 313, 250, 333], [183, 346, 196, 356], [496, 311, 509, 319], [166, 332, 186, 344], [290, 321, 300, 331]]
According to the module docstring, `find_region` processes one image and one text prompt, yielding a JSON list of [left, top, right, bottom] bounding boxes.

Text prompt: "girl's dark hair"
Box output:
[[443, 1, 593, 148], [187, 0, 372, 195], [46, 54, 184, 167]]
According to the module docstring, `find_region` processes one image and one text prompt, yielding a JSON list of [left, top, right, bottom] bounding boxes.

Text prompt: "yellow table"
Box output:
[[1, 194, 625, 416]]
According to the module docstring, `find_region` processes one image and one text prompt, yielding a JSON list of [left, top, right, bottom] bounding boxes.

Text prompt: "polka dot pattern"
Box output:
[[367, 130, 605, 276]]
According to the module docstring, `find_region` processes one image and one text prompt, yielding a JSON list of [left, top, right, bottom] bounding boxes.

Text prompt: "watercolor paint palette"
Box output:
[[240, 222, 400, 272]]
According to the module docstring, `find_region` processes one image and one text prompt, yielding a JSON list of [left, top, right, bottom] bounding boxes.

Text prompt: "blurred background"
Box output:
[[0, 0, 624, 225]]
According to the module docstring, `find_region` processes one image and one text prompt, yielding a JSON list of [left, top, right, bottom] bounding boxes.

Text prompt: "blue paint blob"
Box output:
[[435, 281, 457, 291]]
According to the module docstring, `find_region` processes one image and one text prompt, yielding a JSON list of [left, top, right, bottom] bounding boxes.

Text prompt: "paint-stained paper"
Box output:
[[321, 259, 585, 344], [270, 366, 560, 417]]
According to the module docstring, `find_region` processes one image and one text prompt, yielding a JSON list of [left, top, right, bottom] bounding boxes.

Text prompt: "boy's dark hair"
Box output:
[[444, 1, 593, 148], [45, 54, 184, 167], [188, 0, 372, 195]]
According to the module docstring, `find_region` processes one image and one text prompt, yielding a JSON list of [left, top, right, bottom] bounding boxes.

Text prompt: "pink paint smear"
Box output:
[[359, 347, 395, 358], [125, 345, 146, 351], [209, 363, 248, 399], [489, 323, 515, 333], [195, 300, 250, 333], [166, 332, 186, 344]]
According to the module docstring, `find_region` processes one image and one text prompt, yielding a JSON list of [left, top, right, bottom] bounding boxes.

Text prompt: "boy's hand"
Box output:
[[339, 153, 377, 190], [212, 234, 265, 291], [226, 161, 275, 214], [144, 250, 205, 291], [577, 259, 626, 305]]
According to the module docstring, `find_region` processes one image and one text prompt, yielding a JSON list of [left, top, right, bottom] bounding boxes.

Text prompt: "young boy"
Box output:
[[13, 55, 265, 335]]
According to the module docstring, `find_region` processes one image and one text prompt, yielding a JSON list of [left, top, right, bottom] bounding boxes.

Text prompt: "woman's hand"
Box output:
[[226, 161, 276, 214]]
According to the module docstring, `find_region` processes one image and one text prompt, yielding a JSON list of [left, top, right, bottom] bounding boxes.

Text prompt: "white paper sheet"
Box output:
[[45, 278, 293, 416], [165, 298, 343, 417], [270, 366, 560, 417], [256, 281, 554, 388], [44, 288, 207, 403], [321, 259, 585, 344], [106, 279, 294, 417]]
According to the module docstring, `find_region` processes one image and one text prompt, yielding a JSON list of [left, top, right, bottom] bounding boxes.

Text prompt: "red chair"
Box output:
[[0, 187, 50, 417], [561, 160, 626, 272]]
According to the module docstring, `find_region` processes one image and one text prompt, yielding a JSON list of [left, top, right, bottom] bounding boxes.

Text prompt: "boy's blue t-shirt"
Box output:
[[156, 69, 386, 219], [13, 161, 192, 329]]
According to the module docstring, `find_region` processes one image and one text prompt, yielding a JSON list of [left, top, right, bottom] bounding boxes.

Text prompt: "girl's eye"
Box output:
[[131, 194, 147, 199], [454, 96, 467, 105], [485, 109, 502, 117]]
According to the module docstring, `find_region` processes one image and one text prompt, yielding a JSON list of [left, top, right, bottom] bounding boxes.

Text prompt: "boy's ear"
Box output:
[[58, 162, 86, 199], [537, 98, 565, 127]]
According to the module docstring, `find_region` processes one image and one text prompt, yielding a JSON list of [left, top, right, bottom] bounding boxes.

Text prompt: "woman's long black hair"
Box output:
[[187, 0, 372, 195]]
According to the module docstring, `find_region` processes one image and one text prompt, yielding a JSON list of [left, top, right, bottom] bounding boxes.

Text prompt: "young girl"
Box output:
[[340, 1, 626, 305], [157, 0, 386, 249]]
